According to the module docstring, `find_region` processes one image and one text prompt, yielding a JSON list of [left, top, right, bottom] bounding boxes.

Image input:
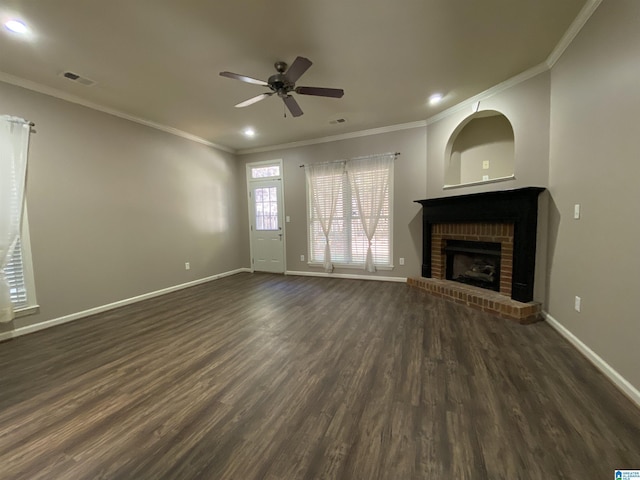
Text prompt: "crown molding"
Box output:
[[425, 61, 550, 126], [546, 0, 603, 68], [1, 0, 600, 156], [237, 120, 427, 155], [241, 0, 601, 153], [426, 0, 601, 126], [0, 72, 236, 154]]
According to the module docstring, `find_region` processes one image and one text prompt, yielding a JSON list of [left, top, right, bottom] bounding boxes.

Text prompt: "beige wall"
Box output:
[[427, 71, 551, 196], [0, 81, 246, 331], [239, 127, 427, 279], [452, 115, 515, 185], [2, 0, 638, 397], [547, 0, 640, 389], [426, 72, 552, 303]]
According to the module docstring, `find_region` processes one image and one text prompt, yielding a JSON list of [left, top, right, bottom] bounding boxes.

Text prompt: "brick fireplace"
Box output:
[[410, 187, 545, 323], [432, 222, 514, 296]]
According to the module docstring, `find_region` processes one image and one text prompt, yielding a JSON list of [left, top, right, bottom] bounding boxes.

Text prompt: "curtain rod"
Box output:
[[3, 117, 36, 133], [299, 151, 400, 168], [2, 117, 35, 127]]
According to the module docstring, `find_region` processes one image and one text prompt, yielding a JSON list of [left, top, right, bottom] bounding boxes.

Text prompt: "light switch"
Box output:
[[574, 204, 581, 219], [286, 216, 291, 223], [482, 160, 490, 170]]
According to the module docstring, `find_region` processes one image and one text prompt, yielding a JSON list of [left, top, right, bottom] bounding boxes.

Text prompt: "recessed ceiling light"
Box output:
[[4, 19, 29, 34], [429, 93, 443, 106], [243, 128, 256, 138]]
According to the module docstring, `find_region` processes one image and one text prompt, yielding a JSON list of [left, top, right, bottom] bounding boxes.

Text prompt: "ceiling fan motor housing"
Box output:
[[268, 73, 294, 96]]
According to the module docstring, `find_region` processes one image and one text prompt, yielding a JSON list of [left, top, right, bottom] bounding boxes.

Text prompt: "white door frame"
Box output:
[[246, 159, 286, 273]]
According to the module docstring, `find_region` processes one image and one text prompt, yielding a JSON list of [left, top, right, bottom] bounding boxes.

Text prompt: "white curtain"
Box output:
[[0, 116, 31, 323], [347, 154, 393, 272], [305, 162, 345, 272]]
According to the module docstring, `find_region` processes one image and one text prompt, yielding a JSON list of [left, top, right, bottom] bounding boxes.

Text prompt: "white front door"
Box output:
[[250, 180, 285, 273]]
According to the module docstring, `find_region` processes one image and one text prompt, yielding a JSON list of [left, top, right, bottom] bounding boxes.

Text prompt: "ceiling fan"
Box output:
[[219, 56, 344, 117]]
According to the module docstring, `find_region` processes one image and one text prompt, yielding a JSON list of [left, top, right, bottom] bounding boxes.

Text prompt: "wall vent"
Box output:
[[60, 71, 96, 86]]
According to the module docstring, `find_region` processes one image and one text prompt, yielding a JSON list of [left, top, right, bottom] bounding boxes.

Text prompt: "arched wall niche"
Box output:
[[444, 110, 515, 189]]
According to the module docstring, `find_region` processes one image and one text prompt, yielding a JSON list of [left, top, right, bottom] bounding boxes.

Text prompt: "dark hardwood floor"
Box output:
[[0, 273, 639, 479]]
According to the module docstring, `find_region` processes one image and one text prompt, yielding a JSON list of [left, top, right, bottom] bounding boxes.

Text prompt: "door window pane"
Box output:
[[254, 187, 279, 230], [251, 165, 281, 179]]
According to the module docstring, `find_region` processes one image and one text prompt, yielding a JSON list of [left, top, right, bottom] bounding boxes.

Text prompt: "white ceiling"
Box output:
[[0, 0, 589, 152]]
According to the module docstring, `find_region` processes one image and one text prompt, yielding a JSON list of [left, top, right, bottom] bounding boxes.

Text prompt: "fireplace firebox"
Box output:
[[445, 240, 501, 292]]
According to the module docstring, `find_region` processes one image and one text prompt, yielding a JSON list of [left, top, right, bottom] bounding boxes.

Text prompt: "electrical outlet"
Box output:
[[482, 175, 489, 181], [574, 296, 581, 312], [300, 255, 305, 262], [185, 262, 190, 270], [399, 257, 405, 265]]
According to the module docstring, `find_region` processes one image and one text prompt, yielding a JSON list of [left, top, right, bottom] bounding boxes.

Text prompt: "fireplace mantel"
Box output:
[[415, 187, 545, 302]]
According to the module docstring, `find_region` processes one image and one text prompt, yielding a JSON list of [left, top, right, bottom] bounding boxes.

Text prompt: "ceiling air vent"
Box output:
[[60, 71, 96, 86]]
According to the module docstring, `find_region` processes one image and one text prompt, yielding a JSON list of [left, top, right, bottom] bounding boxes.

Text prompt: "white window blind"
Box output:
[[308, 158, 392, 267], [5, 173, 29, 309], [0, 115, 36, 315], [5, 156, 29, 309], [5, 238, 28, 308]]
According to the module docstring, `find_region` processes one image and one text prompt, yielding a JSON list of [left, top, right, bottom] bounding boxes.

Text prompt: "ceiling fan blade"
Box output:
[[295, 86, 344, 98], [234, 92, 273, 108], [219, 71, 269, 86], [283, 95, 303, 117], [284, 56, 312, 83]]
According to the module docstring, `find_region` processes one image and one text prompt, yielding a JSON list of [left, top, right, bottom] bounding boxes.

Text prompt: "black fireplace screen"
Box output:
[[444, 240, 501, 292]]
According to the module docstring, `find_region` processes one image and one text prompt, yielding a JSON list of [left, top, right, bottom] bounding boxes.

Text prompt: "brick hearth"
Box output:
[[407, 277, 541, 324], [410, 220, 541, 323]]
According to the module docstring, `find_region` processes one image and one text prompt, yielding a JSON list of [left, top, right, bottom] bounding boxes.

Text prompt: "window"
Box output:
[[307, 158, 393, 268], [0, 115, 37, 316], [253, 186, 279, 231], [6, 238, 28, 308], [3, 211, 37, 315], [251, 165, 280, 179]]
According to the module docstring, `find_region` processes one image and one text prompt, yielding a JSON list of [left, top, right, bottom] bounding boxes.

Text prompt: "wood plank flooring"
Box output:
[[0, 272, 639, 479]]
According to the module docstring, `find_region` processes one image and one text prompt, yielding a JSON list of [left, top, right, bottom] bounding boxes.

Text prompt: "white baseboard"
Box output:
[[4, 275, 636, 411], [285, 270, 407, 283], [0, 268, 251, 342], [543, 311, 640, 409]]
